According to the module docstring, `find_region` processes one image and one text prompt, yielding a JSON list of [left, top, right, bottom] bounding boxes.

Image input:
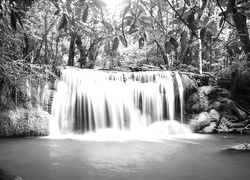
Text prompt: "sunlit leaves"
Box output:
[[184, 0, 191, 6]]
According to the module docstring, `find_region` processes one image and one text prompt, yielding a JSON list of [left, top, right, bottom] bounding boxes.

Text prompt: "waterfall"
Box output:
[[50, 68, 187, 135]]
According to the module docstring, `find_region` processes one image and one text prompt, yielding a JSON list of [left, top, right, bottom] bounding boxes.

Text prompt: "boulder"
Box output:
[[217, 117, 230, 133], [185, 92, 201, 113], [220, 111, 239, 122], [0, 108, 50, 137], [209, 109, 220, 122], [189, 112, 211, 132], [207, 101, 222, 111], [201, 122, 217, 133]]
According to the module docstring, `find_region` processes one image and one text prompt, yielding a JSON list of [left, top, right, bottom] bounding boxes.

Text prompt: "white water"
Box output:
[[50, 68, 190, 138]]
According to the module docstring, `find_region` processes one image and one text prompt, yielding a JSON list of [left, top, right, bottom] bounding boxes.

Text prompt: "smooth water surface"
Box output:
[[0, 134, 250, 180]]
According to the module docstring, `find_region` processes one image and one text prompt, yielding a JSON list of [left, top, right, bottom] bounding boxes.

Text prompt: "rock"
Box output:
[[226, 143, 250, 151], [220, 111, 239, 122], [209, 109, 220, 122], [0, 108, 50, 137], [217, 117, 230, 133], [189, 112, 211, 132], [233, 107, 248, 121], [207, 101, 222, 111], [185, 92, 201, 113], [201, 122, 217, 133], [0, 168, 22, 180]]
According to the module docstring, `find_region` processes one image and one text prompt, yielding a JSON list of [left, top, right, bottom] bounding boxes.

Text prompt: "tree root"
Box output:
[[241, 124, 250, 135]]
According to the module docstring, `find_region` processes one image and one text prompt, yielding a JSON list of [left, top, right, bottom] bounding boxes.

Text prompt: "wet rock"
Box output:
[[185, 92, 201, 113], [217, 117, 230, 133], [209, 109, 220, 122], [189, 112, 211, 132], [226, 143, 250, 151], [207, 101, 222, 111], [220, 111, 239, 122], [0, 168, 22, 180], [201, 122, 217, 133], [0, 108, 50, 137]]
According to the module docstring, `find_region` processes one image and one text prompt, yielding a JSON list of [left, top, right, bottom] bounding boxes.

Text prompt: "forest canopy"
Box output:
[[1, 0, 250, 87]]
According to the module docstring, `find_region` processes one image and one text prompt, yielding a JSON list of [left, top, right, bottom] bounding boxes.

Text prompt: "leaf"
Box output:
[[226, 0, 235, 14], [119, 35, 127, 47], [124, 16, 134, 21], [207, 21, 217, 34], [74, 0, 85, 6], [137, 4, 146, 15], [139, 37, 144, 49], [169, 19, 181, 25], [120, 2, 131, 17], [82, 6, 89, 23], [92, 0, 103, 9], [15, 12, 23, 28], [58, 13, 67, 31], [231, 45, 241, 54], [184, 0, 190, 6], [140, 16, 151, 24], [176, 7, 188, 17], [112, 37, 119, 51], [201, 0, 208, 10], [180, 31, 188, 47], [10, 9, 16, 30], [200, 27, 207, 40], [103, 21, 113, 32], [219, 17, 224, 27], [203, 16, 209, 25], [54, 10, 60, 15], [128, 24, 137, 35], [226, 46, 233, 56], [186, 13, 195, 25], [164, 41, 171, 54], [169, 37, 178, 48]]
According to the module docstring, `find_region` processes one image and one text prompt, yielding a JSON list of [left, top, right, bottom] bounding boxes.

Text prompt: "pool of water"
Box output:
[[0, 134, 250, 180]]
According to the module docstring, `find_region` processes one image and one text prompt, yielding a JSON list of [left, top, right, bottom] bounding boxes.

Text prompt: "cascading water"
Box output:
[[50, 68, 191, 138]]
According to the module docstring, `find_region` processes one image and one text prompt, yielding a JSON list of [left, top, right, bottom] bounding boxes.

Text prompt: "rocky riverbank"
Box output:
[[185, 85, 250, 134]]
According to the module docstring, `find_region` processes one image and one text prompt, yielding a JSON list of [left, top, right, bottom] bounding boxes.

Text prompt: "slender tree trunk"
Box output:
[[233, 11, 250, 63], [44, 12, 49, 64], [68, 31, 78, 66]]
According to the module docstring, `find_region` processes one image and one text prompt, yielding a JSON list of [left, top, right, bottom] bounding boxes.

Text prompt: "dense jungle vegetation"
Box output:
[[0, 0, 250, 91]]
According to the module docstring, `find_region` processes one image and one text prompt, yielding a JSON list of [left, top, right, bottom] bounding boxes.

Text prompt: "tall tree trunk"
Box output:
[[233, 11, 250, 63], [68, 31, 78, 66], [75, 35, 88, 68], [44, 12, 49, 65]]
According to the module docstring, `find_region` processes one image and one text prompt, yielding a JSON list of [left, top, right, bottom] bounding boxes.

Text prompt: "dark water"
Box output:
[[0, 134, 250, 180]]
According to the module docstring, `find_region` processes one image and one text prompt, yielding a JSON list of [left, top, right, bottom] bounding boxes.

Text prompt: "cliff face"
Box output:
[[0, 78, 52, 137]]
